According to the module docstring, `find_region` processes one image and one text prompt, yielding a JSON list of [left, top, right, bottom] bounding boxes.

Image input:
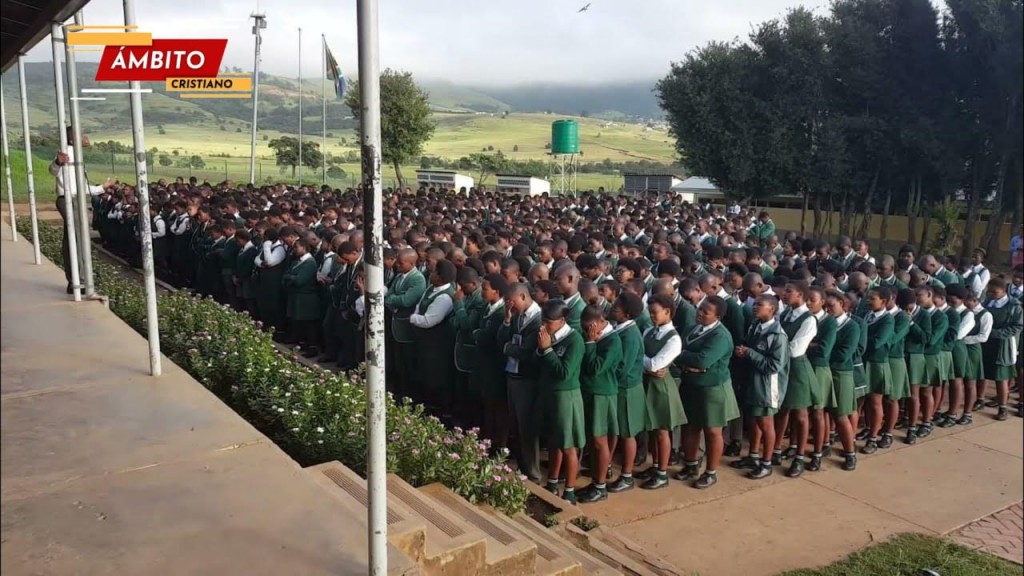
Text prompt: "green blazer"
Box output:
[[473, 302, 507, 387], [807, 314, 838, 368], [566, 294, 586, 333], [283, 257, 321, 322], [538, 330, 584, 392], [742, 320, 790, 408], [384, 269, 427, 343], [498, 310, 543, 380], [452, 289, 487, 373], [678, 323, 734, 388], [863, 311, 894, 364], [924, 307, 948, 356], [889, 310, 911, 358], [830, 317, 861, 371], [941, 307, 961, 352], [615, 322, 644, 389], [582, 330, 622, 396], [905, 306, 932, 355], [220, 238, 240, 271], [235, 244, 259, 299], [673, 297, 697, 339], [722, 297, 746, 345]]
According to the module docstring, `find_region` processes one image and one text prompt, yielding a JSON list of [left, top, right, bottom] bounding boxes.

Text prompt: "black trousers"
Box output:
[[55, 197, 72, 284]]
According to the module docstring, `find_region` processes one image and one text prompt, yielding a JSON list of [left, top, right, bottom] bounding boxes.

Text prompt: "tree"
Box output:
[[345, 69, 435, 189], [158, 154, 173, 167], [189, 155, 205, 169], [268, 136, 324, 177], [327, 165, 346, 179], [467, 151, 509, 186]]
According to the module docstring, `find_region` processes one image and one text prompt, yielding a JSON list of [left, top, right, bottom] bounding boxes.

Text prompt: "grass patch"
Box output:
[[1, 148, 57, 204], [780, 533, 1020, 576]]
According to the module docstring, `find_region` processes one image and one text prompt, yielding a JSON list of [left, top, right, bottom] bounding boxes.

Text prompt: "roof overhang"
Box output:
[[1, 0, 92, 73]]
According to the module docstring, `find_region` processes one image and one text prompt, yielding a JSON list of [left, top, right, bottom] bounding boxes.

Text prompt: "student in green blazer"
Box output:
[[677, 296, 740, 490], [931, 287, 960, 425], [451, 267, 487, 426], [880, 289, 913, 447], [939, 285, 974, 428], [962, 292, 991, 424], [384, 248, 427, 399], [233, 229, 259, 318], [498, 283, 544, 482], [805, 286, 838, 470], [732, 294, 789, 480], [774, 283, 817, 478], [825, 290, 860, 471], [981, 278, 1024, 421], [919, 286, 948, 438], [475, 274, 511, 453], [281, 238, 321, 355], [537, 300, 586, 504], [410, 260, 457, 413], [861, 287, 895, 454], [577, 305, 623, 504], [902, 287, 933, 444], [554, 265, 586, 333], [607, 292, 647, 494]]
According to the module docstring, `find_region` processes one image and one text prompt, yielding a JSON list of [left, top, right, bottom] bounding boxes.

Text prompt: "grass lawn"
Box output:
[[780, 533, 1020, 576]]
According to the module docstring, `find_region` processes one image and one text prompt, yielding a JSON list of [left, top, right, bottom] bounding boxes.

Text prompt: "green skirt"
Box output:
[[951, 344, 968, 379], [938, 351, 954, 382], [681, 379, 741, 428], [616, 385, 647, 438], [548, 388, 585, 450], [829, 370, 857, 416], [783, 356, 815, 410], [583, 392, 619, 438], [924, 354, 940, 387], [984, 362, 1016, 382], [749, 405, 778, 417], [964, 345, 983, 381], [907, 353, 927, 386], [644, 374, 687, 430], [812, 366, 833, 410], [866, 361, 892, 396], [888, 357, 911, 400], [853, 365, 868, 399]]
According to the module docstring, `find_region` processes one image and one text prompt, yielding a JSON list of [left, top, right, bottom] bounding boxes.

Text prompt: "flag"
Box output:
[[324, 41, 345, 99]]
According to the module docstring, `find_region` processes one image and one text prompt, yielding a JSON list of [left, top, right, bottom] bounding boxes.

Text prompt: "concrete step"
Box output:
[[505, 512, 622, 576], [417, 482, 539, 576], [481, 510, 583, 576], [307, 462, 486, 575]]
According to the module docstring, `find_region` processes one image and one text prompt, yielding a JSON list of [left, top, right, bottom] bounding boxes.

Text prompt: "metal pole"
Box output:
[[1, 75, 16, 241], [249, 13, 265, 185], [124, 0, 162, 377], [66, 13, 95, 296], [18, 56, 40, 264], [322, 34, 327, 185], [356, 0, 386, 573], [297, 26, 302, 187], [52, 24, 82, 302]]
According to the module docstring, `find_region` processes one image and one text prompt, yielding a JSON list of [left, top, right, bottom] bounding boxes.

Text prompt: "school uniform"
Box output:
[[642, 324, 688, 430], [887, 307, 912, 400], [864, 310, 894, 396], [410, 282, 456, 410], [829, 314, 861, 416], [564, 293, 586, 333], [235, 241, 259, 317], [384, 268, 427, 397], [539, 325, 586, 450], [498, 302, 544, 481], [780, 305, 819, 410], [614, 320, 646, 438], [981, 296, 1024, 381], [220, 233, 241, 307], [255, 240, 288, 332], [282, 253, 321, 347], [151, 214, 170, 278], [807, 310, 837, 408], [198, 235, 226, 301], [923, 306, 949, 387], [963, 265, 990, 300], [851, 314, 869, 400], [962, 305, 991, 381], [877, 274, 908, 291], [905, 305, 932, 386], [678, 322, 739, 428], [582, 325, 622, 438], [473, 301, 508, 404], [452, 288, 487, 416], [740, 318, 790, 417]]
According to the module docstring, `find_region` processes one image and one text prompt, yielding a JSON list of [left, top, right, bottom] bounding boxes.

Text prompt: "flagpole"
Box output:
[[297, 26, 302, 187], [322, 34, 327, 185]]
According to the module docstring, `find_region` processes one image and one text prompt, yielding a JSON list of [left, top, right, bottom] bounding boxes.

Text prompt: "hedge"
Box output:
[[19, 217, 530, 514]]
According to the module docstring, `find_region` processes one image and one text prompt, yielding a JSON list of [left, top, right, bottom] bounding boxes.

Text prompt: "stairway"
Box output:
[[307, 461, 623, 576]]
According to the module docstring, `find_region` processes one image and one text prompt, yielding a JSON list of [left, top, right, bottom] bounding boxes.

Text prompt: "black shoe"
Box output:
[[855, 428, 870, 441], [895, 417, 909, 430], [821, 445, 833, 458], [640, 473, 668, 490], [729, 456, 760, 470], [842, 454, 857, 471], [915, 424, 932, 438], [693, 472, 718, 490], [633, 467, 657, 481], [905, 430, 917, 445], [577, 485, 607, 503], [806, 455, 822, 471], [972, 400, 985, 411], [996, 407, 1009, 421], [785, 459, 805, 478], [673, 465, 700, 481], [748, 464, 773, 480], [563, 490, 578, 505], [956, 414, 973, 426], [724, 440, 742, 457], [985, 399, 999, 408], [544, 482, 559, 495], [66, 283, 74, 294], [667, 450, 682, 467], [771, 452, 783, 466], [861, 439, 879, 455], [782, 446, 798, 461], [931, 411, 947, 424], [607, 476, 634, 493], [878, 434, 894, 449]]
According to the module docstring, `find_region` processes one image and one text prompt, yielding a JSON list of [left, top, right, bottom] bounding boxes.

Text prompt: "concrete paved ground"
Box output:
[[0, 223, 415, 575]]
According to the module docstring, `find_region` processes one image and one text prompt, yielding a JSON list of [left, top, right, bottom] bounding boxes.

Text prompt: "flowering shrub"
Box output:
[[19, 218, 530, 515]]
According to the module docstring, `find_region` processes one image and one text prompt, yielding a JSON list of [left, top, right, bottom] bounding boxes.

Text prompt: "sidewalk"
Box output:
[[0, 222, 416, 576]]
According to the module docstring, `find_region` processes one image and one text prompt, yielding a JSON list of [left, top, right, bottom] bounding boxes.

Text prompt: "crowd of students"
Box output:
[[86, 175, 1024, 505]]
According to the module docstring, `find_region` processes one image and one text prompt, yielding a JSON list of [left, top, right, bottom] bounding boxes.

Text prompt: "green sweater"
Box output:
[[924, 307, 948, 356], [539, 330, 585, 392], [941, 306, 960, 352], [905, 306, 932, 355], [863, 311, 894, 364], [678, 323, 734, 388], [582, 330, 622, 395], [615, 322, 644, 389], [830, 317, 861, 372], [888, 310, 911, 359], [807, 313, 837, 368]]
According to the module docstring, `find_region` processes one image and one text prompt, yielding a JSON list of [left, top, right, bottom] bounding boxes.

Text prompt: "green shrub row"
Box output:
[[19, 217, 530, 514]]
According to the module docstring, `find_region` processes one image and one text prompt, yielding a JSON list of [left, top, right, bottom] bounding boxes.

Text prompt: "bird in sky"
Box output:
[[578, 3, 591, 13]]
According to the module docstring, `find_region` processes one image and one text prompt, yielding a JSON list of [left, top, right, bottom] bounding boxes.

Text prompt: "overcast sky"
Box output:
[[23, 0, 830, 85]]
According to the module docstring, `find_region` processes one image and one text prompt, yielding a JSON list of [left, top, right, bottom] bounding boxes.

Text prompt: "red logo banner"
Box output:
[[95, 39, 228, 81]]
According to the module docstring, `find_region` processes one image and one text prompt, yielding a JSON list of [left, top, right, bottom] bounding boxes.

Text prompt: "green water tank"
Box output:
[[551, 120, 580, 154]]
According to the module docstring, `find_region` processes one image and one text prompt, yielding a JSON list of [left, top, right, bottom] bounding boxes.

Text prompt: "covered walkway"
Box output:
[[0, 221, 415, 575]]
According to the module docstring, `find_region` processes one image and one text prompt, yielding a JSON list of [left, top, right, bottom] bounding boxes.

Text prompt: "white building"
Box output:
[[415, 170, 475, 192], [622, 173, 685, 196], [495, 174, 551, 196], [670, 176, 727, 204]]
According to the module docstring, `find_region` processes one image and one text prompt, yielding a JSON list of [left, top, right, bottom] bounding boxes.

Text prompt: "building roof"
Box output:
[[1, 0, 91, 73], [672, 176, 719, 192]]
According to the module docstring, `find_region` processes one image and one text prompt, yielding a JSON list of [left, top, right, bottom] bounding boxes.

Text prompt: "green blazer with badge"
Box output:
[[282, 255, 321, 322], [452, 289, 487, 373], [235, 244, 259, 300], [473, 301, 508, 401], [741, 320, 790, 412], [384, 269, 427, 343], [582, 330, 622, 396]]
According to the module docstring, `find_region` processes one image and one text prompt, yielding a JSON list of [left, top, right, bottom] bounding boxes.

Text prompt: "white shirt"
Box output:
[[757, 318, 778, 333], [170, 213, 191, 236], [410, 283, 454, 329], [783, 304, 816, 358], [954, 304, 975, 340], [151, 215, 166, 239], [963, 305, 992, 346], [258, 241, 287, 267], [49, 147, 104, 198], [969, 265, 991, 299], [614, 319, 636, 334], [542, 323, 576, 355], [319, 252, 336, 279], [642, 323, 682, 372]]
